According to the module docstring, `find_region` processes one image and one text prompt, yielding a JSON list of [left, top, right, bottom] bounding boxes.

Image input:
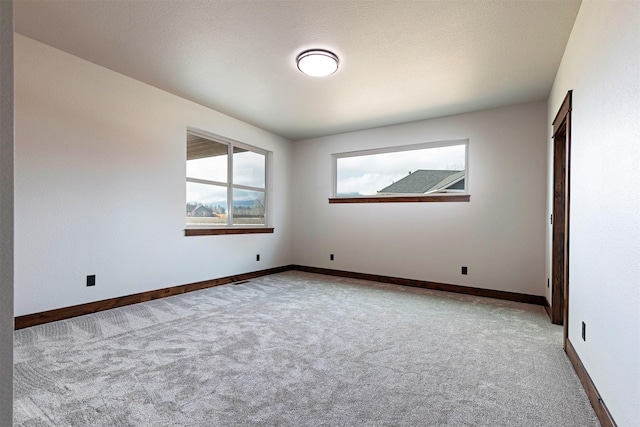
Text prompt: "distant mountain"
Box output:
[[233, 200, 259, 208]]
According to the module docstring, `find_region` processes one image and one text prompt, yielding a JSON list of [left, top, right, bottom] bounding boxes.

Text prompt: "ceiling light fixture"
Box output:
[[296, 49, 339, 77]]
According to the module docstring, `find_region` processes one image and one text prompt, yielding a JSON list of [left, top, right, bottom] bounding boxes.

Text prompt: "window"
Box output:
[[331, 139, 469, 203], [186, 130, 272, 234]]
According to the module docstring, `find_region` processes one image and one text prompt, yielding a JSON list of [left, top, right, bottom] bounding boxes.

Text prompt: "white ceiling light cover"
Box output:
[[297, 50, 339, 77]]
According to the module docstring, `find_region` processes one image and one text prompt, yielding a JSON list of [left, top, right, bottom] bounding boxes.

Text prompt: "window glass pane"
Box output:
[[186, 135, 228, 183], [232, 188, 266, 225], [336, 144, 466, 196], [233, 147, 265, 188], [186, 182, 228, 225]]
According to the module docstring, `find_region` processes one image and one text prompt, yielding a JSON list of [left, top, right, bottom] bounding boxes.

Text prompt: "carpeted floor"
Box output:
[[14, 271, 599, 426]]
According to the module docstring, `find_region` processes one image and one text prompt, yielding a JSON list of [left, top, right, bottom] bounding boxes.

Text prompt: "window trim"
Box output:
[[329, 195, 470, 204], [185, 128, 272, 234], [185, 227, 274, 236], [331, 139, 469, 203]]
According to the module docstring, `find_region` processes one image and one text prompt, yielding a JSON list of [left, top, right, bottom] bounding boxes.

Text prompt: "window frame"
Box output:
[[185, 128, 273, 235], [330, 139, 470, 203]]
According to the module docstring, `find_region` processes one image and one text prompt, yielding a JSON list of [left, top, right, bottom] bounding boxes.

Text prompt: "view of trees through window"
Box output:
[[186, 132, 267, 226], [335, 141, 467, 197]]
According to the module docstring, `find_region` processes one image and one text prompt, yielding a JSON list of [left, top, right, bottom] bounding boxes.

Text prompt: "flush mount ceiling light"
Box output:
[[296, 49, 339, 77]]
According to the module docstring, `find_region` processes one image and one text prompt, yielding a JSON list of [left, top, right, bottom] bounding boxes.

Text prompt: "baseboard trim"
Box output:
[[14, 265, 291, 330], [544, 298, 552, 319], [289, 265, 547, 306], [565, 339, 617, 427], [15, 264, 547, 329]]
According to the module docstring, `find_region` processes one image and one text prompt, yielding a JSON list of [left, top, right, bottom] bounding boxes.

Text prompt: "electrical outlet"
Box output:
[[330, 254, 334, 261], [256, 254, 260, 261], [582, 321, 586, 341], [461, 266, 468, 275], [87, 275, 96, 287]]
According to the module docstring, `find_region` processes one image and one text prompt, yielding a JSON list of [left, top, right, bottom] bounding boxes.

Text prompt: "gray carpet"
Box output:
[[14, 271, 599, 426]]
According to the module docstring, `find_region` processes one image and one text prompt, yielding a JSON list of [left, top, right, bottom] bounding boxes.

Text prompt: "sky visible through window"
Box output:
[[186, 151, 265, 207], [336, 144, 465, 196]]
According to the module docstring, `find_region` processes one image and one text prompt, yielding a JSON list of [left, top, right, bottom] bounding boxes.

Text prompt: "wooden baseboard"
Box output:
[[565, 339, 617, 427], [289, 265, 547, 306], [15, 264, 546, 329], [544, 298, 552, 319], [14, 265, 291, 330]]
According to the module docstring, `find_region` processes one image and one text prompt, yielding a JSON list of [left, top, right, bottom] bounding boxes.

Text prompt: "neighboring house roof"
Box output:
[[378, 170, 464, 194], [187, 204, 214, 217], [429, 171, 465, 192]]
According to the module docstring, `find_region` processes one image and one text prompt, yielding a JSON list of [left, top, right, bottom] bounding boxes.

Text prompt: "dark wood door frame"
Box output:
[[551, 91, 572, 346]]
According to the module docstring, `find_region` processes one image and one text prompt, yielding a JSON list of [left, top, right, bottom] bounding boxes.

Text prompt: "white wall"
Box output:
[[547, 1, 640, 425], [0, 2, 14, 425], [14, 35, 294, 316], [292, 101, 548, 297]]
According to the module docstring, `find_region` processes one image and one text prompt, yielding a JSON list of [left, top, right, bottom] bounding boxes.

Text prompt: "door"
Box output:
[[551, 91, 572, 346]]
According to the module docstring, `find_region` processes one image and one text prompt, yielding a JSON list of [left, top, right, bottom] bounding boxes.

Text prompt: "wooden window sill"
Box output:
[[329, 195, 470, 204], [185, 228, 274, 236]]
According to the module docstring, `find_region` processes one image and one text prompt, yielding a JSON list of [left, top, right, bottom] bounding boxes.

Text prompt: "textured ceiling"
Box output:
[[14, 0, 582, 141]]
